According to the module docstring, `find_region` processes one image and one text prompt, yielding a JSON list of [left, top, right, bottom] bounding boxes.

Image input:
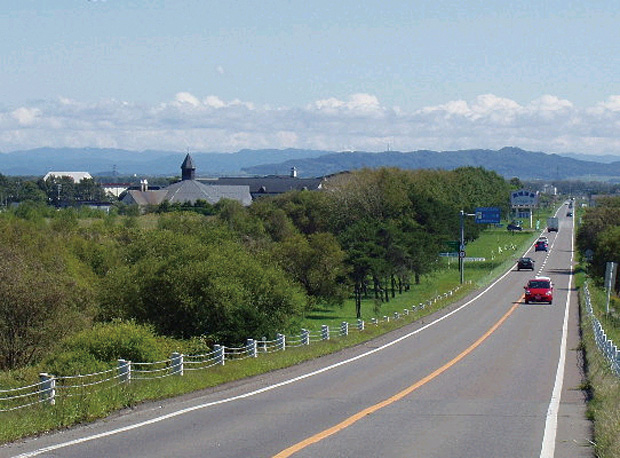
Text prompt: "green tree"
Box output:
[[100, 230, 307, 343], [273, 232, 349, 307], [0, 240, 93, 369], [593, 226, 620, 292]]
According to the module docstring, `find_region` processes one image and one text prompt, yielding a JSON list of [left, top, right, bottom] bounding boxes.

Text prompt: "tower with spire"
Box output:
[[181, 153, 196, 181]]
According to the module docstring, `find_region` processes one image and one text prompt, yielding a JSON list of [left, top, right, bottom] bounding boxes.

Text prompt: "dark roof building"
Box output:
[[165, 179, 251, 205], [198, 167, 323, 199], [122, 154, 252, 207]]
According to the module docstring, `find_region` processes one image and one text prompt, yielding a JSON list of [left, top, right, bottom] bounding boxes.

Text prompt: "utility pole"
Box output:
[[459, 210, 477, 284]]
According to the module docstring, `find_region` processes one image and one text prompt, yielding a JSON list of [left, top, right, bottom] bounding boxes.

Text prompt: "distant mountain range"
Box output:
[[243, 147, 620, 181], [0, 148, 331, 177], [1, 146, 620, 182]]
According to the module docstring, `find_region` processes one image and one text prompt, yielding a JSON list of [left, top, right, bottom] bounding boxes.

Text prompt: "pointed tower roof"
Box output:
[[181, 153, 196, 181]]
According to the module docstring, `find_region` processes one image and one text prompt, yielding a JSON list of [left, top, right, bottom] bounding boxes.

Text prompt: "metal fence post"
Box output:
[[171, 352, 184, 376], [357, 319, 364, 331], [261, 336, 267, 353], [321, 325, 329, 340], [39, 373, 55, 406], [277, 333, 286, 351], [340, 321, 348, 337], [246, 339, 257, 358], [301, 329, 310, 345], [118, 359, 131, 383], [214, 344, 225, 365]]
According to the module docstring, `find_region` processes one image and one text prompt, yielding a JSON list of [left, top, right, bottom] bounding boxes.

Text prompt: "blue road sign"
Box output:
[[475, 207, 501, 224]]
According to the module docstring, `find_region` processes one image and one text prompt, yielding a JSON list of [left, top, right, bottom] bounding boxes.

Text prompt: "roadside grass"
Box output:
[[0, 225, 541, 445], [304, 227, 537, 330], [0, 323, 395, 444], [577, 272, 620, 458], [586, 281, 620, 343]]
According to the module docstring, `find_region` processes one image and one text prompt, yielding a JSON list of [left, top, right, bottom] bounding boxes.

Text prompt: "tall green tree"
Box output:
[[100, 230, 307, 344], [0, 222, 95, 369]]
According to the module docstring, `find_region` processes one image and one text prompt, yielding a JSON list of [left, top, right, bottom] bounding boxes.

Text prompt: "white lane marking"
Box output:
[[539, 212, 574, 458], [14, 245, 532, 458]]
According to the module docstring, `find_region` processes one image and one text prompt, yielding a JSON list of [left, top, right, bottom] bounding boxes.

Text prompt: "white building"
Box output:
[[43, 171, 93, 183]]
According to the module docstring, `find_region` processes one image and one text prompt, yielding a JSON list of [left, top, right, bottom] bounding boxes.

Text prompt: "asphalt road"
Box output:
[[2, 205, 592, 458]]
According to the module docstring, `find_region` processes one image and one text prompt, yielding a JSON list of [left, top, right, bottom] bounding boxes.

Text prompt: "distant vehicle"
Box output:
[[538, 236, 548, 243], [507, 221, 522, 231], [517, 257, 535, 271], [535, 240, 548, 252], [566, 211, 573, 217], [547, 217, 559, 232], [524, 277, 553, 304]]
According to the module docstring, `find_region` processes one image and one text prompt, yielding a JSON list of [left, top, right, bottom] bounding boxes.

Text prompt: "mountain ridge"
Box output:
[[1, 146, 619, 181]]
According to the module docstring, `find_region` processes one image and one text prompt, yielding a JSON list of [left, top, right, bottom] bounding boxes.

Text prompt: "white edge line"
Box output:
[[14, 233, 537, 458], [539, 209, 573, 458]]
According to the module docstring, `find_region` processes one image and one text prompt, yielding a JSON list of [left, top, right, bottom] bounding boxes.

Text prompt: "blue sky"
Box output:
[[1, 0, 620, 155]]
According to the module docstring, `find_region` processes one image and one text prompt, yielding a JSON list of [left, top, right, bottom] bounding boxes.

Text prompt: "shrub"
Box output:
[[43, 321, 166, 376]]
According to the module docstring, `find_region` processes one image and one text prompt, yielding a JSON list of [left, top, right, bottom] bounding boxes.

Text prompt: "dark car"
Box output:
[[535, 241, 548, 252], [507, 221, 522, 231], [566, 211, 573, 217], [517, 257, 535, 270], [524, 277, 553, 304]]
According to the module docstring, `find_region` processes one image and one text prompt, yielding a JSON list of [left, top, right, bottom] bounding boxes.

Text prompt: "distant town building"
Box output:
[[121, 154, 252, 207], [198, 166, 323, 200], [101, 182, 132, 198], [541, 184, 558, 195], [43, 171, 93, 182]]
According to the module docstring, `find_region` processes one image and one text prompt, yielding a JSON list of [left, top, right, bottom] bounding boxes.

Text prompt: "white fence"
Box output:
[[0, 284, 469, 412], [583, 282, 620, 375]]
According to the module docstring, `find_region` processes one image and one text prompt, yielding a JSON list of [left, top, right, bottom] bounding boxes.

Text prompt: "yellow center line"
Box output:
[[273, 300, 522, 458]]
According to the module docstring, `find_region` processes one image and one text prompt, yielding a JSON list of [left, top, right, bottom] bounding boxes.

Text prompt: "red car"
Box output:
[[524, 276, 553, 304]]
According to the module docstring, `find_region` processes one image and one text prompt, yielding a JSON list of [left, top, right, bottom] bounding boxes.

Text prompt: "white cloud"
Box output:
[[204, 95, 226, 108], [527, 95, 573, 112], [2, 93, 620, 155], [590, 95, 620, 113], [311, 93, 382, 114], [174, 92, 201, 107], [11, 107, 41, 126]]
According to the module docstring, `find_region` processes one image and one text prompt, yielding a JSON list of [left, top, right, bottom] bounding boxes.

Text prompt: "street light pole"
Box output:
[[460, 210, 465, 284], [459, 210, 476, 284]]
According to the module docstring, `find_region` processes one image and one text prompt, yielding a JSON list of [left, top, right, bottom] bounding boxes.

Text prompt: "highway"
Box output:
[[3, 205, 591, 458]]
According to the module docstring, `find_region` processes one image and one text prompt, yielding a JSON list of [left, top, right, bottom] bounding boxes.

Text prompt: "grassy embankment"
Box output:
[[577, 272, 620, 458], [0, 222, 542, 444]]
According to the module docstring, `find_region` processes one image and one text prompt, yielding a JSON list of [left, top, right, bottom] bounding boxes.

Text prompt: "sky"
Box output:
[[1, 0, 620, 155]]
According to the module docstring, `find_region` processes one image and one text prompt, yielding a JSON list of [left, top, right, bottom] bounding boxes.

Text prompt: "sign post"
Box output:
[[606, 261, 618, 315], [474, 207, 501, 225], [510, 189, 537, 228], [459, 207, 500, 284], [459, 210, 476, 284]]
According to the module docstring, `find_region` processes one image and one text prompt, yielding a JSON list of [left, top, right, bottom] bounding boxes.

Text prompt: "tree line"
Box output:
[[0, 173, 108, 206], [577, 195, 620, 292], [0, 166, 511, 371]]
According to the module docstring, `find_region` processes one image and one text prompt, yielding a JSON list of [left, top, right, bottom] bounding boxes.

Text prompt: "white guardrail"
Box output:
[[583, 282, 620, 375], [0, 283, 472, 412]]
